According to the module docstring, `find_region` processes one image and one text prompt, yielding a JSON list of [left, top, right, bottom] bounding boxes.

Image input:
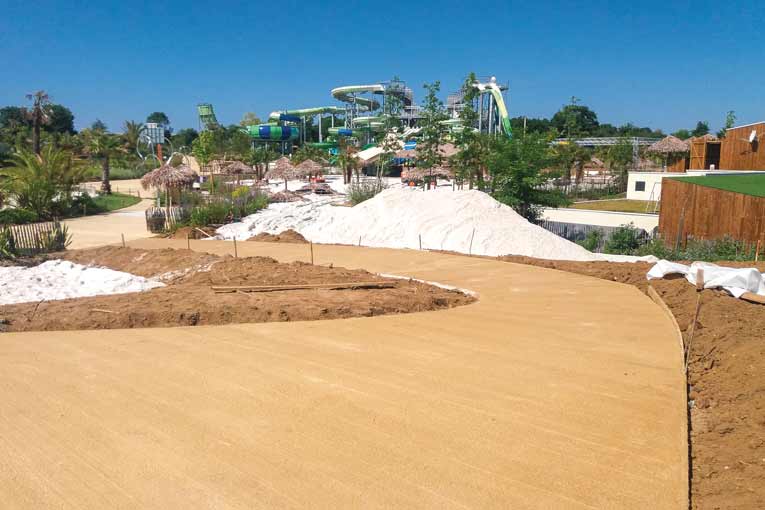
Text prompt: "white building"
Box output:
[[627, 170, 765, 201]]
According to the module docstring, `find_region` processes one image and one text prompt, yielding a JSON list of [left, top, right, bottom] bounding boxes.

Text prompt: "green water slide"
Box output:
[[268, 106, 346, 122], [473, 78, 512, 138], [197, 103, 219, 129], [330, 84, 385, 111]]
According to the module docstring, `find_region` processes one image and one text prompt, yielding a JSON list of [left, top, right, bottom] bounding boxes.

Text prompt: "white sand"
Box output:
[[216, 187, 613, 261], [0, 260, 164, 305]]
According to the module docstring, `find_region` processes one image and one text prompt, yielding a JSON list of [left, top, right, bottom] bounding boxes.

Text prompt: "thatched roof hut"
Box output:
[[265, 157, 296, 180], [395, 143, 458, 160], [223, 161, 254, 174], [141, 163, 198, 190], [295, 159, 324, 177], [402, 165, 454, 181], [646, 136, 689, 154]]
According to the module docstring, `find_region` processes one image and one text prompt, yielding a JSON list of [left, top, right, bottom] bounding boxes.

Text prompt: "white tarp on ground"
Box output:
[[647, 260, 765, 298], [0, 260, 165, 305]]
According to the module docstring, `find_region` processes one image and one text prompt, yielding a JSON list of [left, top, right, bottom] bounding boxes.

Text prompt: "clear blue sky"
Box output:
[[2, 0, 762, 133]]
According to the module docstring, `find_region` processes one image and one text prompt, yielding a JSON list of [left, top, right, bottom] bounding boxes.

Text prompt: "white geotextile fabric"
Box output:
[[647, 260, 765, 298]]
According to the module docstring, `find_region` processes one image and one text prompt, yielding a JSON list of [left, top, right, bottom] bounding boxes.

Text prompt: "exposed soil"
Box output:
[[0, 247, 473, 332], [501, 255, 765, 509], [164, 226, 217, 240], [247, 229, 308, 244]]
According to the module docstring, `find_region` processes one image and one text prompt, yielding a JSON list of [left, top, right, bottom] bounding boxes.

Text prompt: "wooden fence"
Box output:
[[659, 178, 765, 247], [1, 221, 69, 256], [145, 207, 190, 233]]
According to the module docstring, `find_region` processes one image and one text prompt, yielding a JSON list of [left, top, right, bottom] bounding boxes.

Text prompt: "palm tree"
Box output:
[[1, 147, 84, 218], [122, 120, 145, 154], [85, 130, 123, 194], [336, 142, 359, 184], [24, 91, 51, 155]]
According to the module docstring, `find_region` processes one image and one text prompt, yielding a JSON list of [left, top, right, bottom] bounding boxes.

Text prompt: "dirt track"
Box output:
[[0, 240, 688, 509]]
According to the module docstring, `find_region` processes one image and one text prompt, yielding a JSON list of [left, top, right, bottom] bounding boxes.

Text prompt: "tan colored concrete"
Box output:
[[63, 198, 154, 249], [0, 239, 688, 509]]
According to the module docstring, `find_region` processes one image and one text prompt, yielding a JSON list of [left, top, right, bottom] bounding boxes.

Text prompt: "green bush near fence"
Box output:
[[0, 208, 39, 225]]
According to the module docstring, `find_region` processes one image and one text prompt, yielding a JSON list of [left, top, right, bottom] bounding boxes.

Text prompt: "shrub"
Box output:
[[0, 208, 39, 225], [0, 226, 16, 258], [604, 223, 643, 254], [577, 229, 604, 252], [348, 180, 386, 205]]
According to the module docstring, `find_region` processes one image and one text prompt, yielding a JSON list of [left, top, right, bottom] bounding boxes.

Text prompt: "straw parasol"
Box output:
[[141, 163, 197, 190], [295, 159, 324, 178], [222, 161, 254, 174], [646, 135, 690, 170], [141, 163, 198, 214], [402, 165, 454, 181], [395, 143, 458, 160], [266, 157, 297, 190], [646, 135, 689, 154]]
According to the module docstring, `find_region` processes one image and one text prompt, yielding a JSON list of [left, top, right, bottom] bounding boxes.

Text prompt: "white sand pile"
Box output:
[[0, 260, 164, 305], [217, 187, 606, 261]]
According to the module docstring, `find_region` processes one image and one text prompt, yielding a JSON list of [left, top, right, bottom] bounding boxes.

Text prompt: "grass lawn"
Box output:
[[671, 174, 765, 197], [92, 192, 142, 212], [570, 199, 658, 214]]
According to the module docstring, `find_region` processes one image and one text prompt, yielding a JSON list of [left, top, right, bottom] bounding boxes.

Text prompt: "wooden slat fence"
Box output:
[[659, 178, 765, 247], [1, 221, 69, 256]]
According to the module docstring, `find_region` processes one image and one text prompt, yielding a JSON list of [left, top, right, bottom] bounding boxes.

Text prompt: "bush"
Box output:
[[348, 180, 386, 205], [0, 208, 39, 225], [578, 229, 604, 252], [0, 226, 16, 258], [637, 236, 757, 262], [604, 223, 643, 254]]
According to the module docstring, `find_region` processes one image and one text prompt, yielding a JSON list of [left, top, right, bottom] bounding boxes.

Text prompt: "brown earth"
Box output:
[[501, 255, 765, 510], [0, 247, 473, 332], [247, 229, 308, 244], [164, 226, 217, 240]]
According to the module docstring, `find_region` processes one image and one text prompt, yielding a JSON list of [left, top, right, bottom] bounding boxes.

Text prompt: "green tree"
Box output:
[[171, 128, 198, 150], [551, 98, 599, 137], [691, 121, 710, 138], [91, 119, 108, 132], [487, 133, 569, 221], [122, 120, 145, 154], [603, 137, 633, 189], [247, 145, 278, 180], [226, 129, 252, 160], [336, 138, 360, 184], [672, 128, 692, 140], [46, 104, 75, 134], [452, 72, 491, 188], [83, 129, 122, 194], [191, 130, 217, 166], [417, 81, 448, 188], [717, 111, 736, 139], [1, 147, 84, 218], [146, 112, 170, 125], [24, 91, 51, 154], [239, 112, 261, 127]]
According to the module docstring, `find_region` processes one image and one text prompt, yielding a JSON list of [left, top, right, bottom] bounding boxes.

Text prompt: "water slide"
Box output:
[[267, 107, 346, 122], [473, 77, 512, 138], [330, 84, 384, 111]]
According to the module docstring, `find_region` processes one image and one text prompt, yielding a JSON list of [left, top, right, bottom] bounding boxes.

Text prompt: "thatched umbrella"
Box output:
[[141, 163, 198, 214], [266, 157, 297, 190], [402, 165, 454, 182], [296, 159, 324, 178], [647, 136, 689, 169]]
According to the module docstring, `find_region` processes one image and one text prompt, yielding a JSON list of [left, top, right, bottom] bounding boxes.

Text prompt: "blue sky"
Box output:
[[1, 0, 762, 133]]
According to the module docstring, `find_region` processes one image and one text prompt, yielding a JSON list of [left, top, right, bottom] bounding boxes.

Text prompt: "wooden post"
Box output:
[[419, 234, 422, 250], [121, 233, 126, 248], [685, 268, 705, 371], [469, 228, 476, 256], [755, 239, 761, 262], [310, 242, 314, 265], [187, 232, 191, 250], [358, 235, 361, 247], [233, 238, 238, 258]]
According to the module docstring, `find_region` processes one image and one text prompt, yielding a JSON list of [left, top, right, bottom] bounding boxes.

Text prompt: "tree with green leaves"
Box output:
[[46, 104, 75, 135], [171, 128, 199, 150], [24, 91, 51, 154], [603, 137, 633, 189], [487, 133, 569, 222], [91, 119, 108, 132], [146, 112, 170, 125], [336, 138, 360, 184], [374, 77, 405, 183], [1, 147, 84, 218], [191, 129, 217, 167], [672, 128, 692, 140], [239, 112, 262, 127], [551, 98, 599, 137], [247, 145, 278, 180], [83, 129, 122, 194], [691, 121, 710, 138], [717, 111, 736, 139], [417, 81, 448, 188], [122, 120, 145, 154], [451, 72, 491, 189]]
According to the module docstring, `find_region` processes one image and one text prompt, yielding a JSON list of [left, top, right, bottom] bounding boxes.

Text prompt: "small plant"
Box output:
[[348, 180, 386, 205], [0, 208, 39, 225], [604, 223, 643, 254], [578, 229, 604, 252], [35, 223, 72, 252], [0, 226, 17, 259]]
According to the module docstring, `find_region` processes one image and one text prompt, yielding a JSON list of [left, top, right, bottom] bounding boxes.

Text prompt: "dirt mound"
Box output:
[[268, 191, 304, 203], [1, 247, 473, 332], [502, 255, 765, 510], [247, 229, 308, 244], [62, 246, 220, 279], [165, 226, 216, 240]]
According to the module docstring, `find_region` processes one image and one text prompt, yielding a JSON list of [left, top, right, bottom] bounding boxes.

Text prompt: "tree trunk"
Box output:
[[101, 156, 112, 194], [33, 116, 41, 155]]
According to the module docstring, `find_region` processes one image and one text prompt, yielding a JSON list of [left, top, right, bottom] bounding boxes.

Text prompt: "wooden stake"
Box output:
[[213, 281, 395, 293], [310, 242, 314, 265], [419, 234, 422, 250], [233, 237, 238, 258], [121, 233, 126, 248], [469, 228, 476, 256], [187, 233, 191, 250], [358, 235, 361, 246], [685, 268, 705, 371], [755, 239, 761, 262]]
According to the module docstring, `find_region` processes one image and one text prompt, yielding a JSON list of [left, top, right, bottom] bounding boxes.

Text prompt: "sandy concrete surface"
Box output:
[[63, 198, 154, 249], [0, 239, 688, 509]]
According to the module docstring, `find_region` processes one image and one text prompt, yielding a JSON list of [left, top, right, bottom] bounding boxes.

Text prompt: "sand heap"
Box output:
[[0, 260, 164, 305], [216, 187, 602, 261]]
